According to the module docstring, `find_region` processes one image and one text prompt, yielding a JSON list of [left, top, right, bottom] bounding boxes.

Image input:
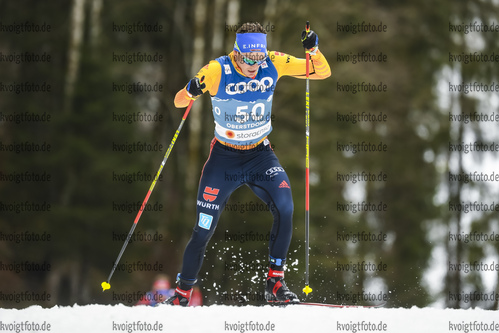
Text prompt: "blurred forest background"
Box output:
[[1, 0, 499, 309]]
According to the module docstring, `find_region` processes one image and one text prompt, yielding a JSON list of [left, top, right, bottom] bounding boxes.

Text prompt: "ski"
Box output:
[[225, 294, 386, 308], [267, 301, 386, 308], [295, 302, 386, 308]]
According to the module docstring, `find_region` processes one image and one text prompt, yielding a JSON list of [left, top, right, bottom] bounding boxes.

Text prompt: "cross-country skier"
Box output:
[[165, 22, 330, 306]]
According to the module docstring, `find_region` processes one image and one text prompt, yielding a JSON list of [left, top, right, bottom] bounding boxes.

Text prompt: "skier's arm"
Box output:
[[270, 50, 331, 80], [271, 28, 330, 80], [174, 61, 222, 108]]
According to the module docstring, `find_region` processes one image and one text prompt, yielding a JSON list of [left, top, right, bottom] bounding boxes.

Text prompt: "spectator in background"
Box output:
[[136, 274, 175, 306], [136, 274, 203, 306]]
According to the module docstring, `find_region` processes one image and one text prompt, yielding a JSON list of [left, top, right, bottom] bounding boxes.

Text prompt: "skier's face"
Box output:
[[234, 51, 266, 78]]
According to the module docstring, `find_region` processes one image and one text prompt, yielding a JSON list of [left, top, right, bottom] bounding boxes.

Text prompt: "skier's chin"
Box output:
[[246, 69, 258, 77]]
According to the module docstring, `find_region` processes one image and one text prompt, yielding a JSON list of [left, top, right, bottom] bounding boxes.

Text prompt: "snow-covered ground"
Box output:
[[0, 304, 497, 333]]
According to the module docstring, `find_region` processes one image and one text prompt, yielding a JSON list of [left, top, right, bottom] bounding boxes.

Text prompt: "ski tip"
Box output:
[[101, 281, 111, 292], [302, 285, 313, 295]]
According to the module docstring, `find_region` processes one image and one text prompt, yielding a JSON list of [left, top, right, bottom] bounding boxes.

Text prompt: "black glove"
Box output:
[[186, 76, 205, 97], [301, 30, 318, 50]]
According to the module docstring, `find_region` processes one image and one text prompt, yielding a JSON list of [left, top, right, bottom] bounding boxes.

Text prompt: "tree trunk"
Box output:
[[263, 0, 278, 46], [64, 0, 86, 115], [186, 0, 208, 193], [211, 0, 226, 58], [89, 0, 103, 47], [225, 0, 240, 51]]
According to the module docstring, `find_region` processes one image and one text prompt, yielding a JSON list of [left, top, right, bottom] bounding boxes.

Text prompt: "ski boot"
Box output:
[[265, 258, 299, 304], [163, 286, 192, 306], [163, 275, 196, 306]]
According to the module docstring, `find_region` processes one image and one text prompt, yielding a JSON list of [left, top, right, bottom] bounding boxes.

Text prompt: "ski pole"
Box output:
[[101, 97, 196, 292], [302, 21, 312, 297]]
